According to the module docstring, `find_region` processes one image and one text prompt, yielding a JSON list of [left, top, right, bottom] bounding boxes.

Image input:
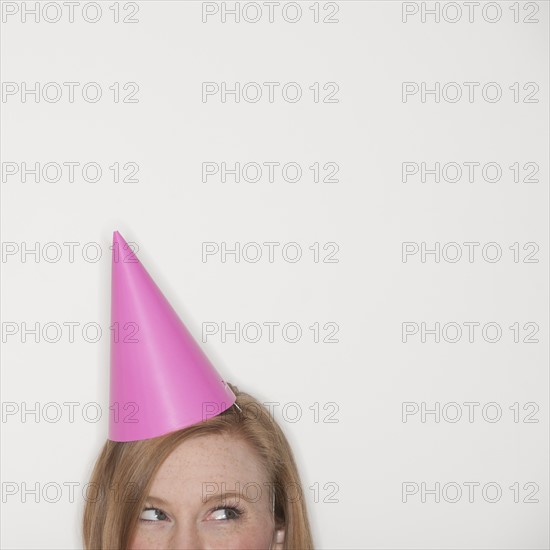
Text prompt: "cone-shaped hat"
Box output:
[[109, 231, 236, 442]]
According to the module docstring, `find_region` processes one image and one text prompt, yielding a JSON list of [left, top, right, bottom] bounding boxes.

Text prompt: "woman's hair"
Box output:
[[82, 383, 314, 549]]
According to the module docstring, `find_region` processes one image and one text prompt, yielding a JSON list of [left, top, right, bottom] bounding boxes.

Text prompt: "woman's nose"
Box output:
[[167, 527, 203, 550]]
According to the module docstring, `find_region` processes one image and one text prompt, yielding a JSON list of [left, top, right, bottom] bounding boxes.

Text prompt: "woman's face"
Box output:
[[129, 432, 284, 550]]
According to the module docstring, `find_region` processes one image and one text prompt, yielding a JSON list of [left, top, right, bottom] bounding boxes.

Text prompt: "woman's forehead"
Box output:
[[149, 433, 271, 502]]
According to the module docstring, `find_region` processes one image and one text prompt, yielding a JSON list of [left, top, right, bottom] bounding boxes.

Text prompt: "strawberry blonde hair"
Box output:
[[82, 383, 313, 549]]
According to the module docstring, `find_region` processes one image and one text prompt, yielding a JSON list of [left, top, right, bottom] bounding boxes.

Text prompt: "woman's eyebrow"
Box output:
[[144, 495, 170, 506], [202, 490, 256, 504]]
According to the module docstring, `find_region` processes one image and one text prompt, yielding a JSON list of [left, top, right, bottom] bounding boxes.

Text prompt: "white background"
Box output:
[[1, 1, 549, 548]]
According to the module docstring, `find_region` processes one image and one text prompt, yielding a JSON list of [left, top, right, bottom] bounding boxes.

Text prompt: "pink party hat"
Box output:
[[109, 231, 236, 442]]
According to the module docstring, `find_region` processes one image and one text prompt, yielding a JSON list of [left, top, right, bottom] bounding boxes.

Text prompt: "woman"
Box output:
[[82, 384, 313, 549], [82, 232, 313, 549]]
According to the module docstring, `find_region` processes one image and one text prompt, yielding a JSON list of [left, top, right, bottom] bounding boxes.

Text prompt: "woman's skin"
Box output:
[[129, 433, 285, 550]]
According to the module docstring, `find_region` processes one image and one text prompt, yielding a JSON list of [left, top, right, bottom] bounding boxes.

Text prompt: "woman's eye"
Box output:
[[209, 507, 242, 521], [140, 507, 168, 522]]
